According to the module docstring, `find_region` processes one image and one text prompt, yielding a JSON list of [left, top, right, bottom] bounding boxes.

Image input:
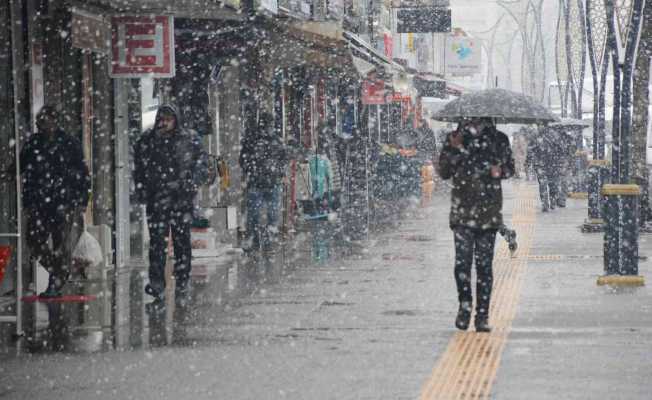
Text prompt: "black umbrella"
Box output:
[[432, 88, 559, 125]]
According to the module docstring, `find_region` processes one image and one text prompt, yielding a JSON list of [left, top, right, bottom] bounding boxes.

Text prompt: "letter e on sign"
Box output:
[[110, 16, 175, 78]]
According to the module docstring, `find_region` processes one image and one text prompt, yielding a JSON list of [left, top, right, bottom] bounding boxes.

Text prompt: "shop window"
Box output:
[[128, 78, 160, 261]]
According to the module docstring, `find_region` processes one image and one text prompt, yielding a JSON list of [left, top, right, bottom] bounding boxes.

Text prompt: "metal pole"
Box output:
[[584, 0, 610, 229], [601, 0, 645, 283], [9, 0, 23, 338], [607, 0, 622, 183], [620, 0, 645, 183]]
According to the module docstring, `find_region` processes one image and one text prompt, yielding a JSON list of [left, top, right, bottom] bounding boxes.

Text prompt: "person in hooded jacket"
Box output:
[[526, 129, 561, 212], [3, 105, 90, 297], [239, 113, 288, 251], [438, 117, 515, 333], [134, 104, 208, 311]]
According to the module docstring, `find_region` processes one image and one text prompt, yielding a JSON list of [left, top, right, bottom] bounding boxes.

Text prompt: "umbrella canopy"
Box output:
[[548, 118, 589, 130], [432, 88, 559, 124]]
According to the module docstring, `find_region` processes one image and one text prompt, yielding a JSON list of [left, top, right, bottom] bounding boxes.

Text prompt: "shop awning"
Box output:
[[414, 75, 447, 98], [352, 56, 376, 77], [343, 31, 405, 74], [265, 20, 390, 80], [266, 20, 352, 71], [89, 0, 245, 20]]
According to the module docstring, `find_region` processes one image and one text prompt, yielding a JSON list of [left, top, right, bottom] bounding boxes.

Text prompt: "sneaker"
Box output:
[[145, 283, 164, 300], [455, 302, 472, 331], [145, 298, 166, 316], [505, 229, 518, 257], [475, 317, 491, 333]]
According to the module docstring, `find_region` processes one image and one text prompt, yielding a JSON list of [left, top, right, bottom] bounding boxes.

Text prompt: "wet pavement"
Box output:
[[1, 180, 651, 399]]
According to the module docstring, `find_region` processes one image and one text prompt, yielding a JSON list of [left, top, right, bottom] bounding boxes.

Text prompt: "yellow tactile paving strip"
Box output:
[[420, 184, 537, 400]]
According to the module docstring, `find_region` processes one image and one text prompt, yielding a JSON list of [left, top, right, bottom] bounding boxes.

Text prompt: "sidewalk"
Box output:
[[0, 181, 650, 399], [493, 183, 652, 399]]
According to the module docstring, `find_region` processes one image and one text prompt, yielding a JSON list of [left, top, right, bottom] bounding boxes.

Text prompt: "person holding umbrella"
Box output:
[[432, 88, 556, 332], [438, 117, 515, 333]]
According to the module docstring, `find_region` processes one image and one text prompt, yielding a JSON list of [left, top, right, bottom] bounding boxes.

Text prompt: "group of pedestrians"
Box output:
[[2, 104, 211, 314], [1, 104, 333, 316], [3, 102, 555, 336]]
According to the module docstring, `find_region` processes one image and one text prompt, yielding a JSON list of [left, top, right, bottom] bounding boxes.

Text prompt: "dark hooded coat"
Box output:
[[526, 130, 567, 173], [239, 124, 288, 189], [134, 105, 209, 212], [14, 128, 90, 214], [438, 126, 515, 230]]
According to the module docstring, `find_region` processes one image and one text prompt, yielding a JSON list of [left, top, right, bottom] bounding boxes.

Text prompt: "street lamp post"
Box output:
[[583, 0, 611, 232], [565, 0, 586, 120], [555, 1, 570, 118], [599, 0, 646, 286]]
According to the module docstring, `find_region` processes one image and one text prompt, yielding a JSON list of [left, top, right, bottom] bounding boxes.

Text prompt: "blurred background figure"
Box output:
[[526, 129, 561, 212], [512, 127, 531, 179]]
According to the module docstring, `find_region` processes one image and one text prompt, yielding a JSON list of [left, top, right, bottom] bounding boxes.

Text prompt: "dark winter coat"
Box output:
[[13, 129, 90, 214], [417, 125, 437, 159], [134, 106, 209, 213], [526, 132, 565, 173], [239, 129, 288, 189], [438, 126, 515, 230]]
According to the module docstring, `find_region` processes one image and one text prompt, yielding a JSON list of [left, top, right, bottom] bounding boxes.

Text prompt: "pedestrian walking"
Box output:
[[239, 112, 288, 252], [438, 117, 515, 333], [3, 105, 90, 297], [526, 129, 561, 212], [416, 118, 437, 160], [512, 128, 530, 179], [134, 104, 209, 312], [498, 224, 518, 257], [552, 129, 576, 208]]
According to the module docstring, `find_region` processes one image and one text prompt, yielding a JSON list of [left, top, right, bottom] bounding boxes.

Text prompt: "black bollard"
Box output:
[[599, 184, 645, 286]]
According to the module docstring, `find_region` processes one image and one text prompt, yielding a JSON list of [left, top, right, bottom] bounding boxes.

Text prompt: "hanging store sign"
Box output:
[[390, 93, 411, 102], [414, 76, 446, 98], [445, 36, 481, 76], [362, 79, 386, 105], [384, 33, 393, 58], [258, 0, 278, 14], [72, 8, 110, 53], [396, 7, 451, 34], [110, 16, 175, 78]]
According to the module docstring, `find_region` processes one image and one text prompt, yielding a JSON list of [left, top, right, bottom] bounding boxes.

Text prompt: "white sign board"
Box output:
[[110, 16, 175, 78], [259, 0, 278, 14], [445, 36, 481, 76]]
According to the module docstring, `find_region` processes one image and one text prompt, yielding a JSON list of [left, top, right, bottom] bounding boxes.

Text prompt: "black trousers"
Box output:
[[536, 167, 560, 210], [26, 208, 78, 283], [147, 209, 192, 294], [453, 226, 497, 318]]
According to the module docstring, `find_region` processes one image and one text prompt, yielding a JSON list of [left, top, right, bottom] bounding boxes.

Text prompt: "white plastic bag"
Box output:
[[72, 230, 103, 269]]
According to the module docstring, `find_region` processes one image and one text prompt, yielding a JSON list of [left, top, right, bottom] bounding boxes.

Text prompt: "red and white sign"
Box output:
[[362, 79, 386, 105], [383, 33, 393, 59], [390, 92, 411, 102], [110, 16, 175, 78]]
